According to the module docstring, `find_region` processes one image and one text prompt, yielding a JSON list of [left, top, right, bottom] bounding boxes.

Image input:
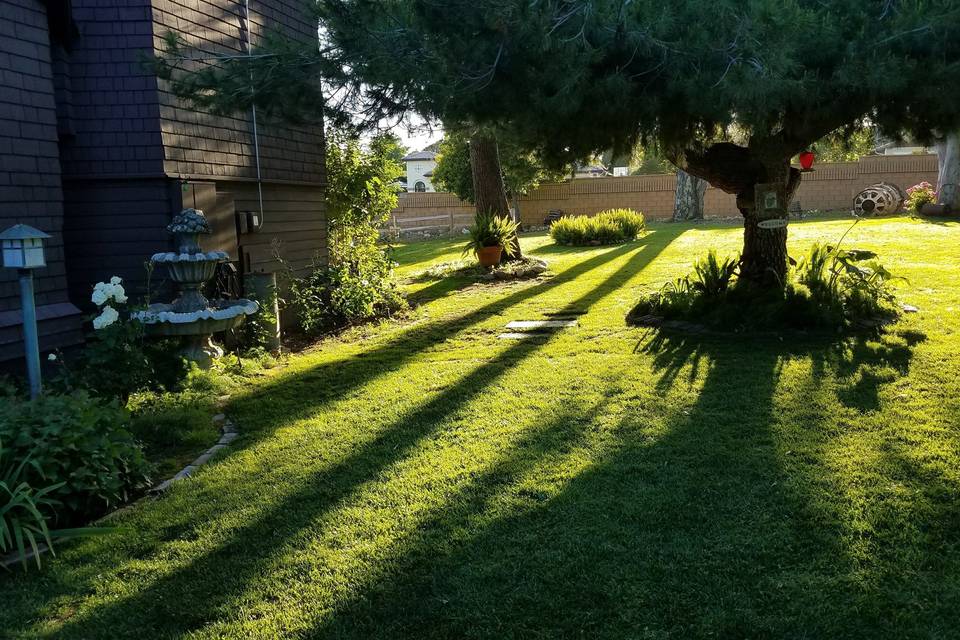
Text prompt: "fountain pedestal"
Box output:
[[133, 209, 258, 368]]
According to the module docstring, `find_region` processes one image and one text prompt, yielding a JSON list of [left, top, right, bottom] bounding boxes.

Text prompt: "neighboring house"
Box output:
[[874, 135, 932, 156], [574, 164, 610, 178], [0, 0, 326, 364], [402, 150, 437, 192]]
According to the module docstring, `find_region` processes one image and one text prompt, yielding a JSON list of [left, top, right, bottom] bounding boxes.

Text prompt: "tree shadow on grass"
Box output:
[[0, 230, 683, 637], [307, 334, 791, 638], [305, 327, 950, 638]]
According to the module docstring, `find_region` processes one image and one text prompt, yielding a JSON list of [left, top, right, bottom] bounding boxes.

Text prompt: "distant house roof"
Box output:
[[402, 150, 437, 161]]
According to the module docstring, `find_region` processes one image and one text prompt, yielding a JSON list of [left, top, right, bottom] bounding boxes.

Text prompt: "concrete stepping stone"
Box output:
[[505, 319, 578, 330], [498, 332, 553, 340]]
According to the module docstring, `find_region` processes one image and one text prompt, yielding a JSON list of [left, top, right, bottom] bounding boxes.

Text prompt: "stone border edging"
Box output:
[[1, 412, 239, 569], [150, 414, 239, 493]]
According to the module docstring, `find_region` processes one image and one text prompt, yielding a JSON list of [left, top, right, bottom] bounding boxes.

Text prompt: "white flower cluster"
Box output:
[[91, 276, 128, 306], [90, 276, 126, 330], [92, 305, 119, 330]]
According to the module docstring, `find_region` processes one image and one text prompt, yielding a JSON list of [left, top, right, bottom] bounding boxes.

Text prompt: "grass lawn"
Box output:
[[3, 215, 960, 638]]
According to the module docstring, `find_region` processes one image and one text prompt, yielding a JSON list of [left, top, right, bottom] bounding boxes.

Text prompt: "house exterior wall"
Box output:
[[150, 0, 325, 184], [58, 0, 326, 310], [388, 154, 940, 233], [0, 0, 83, 363], [406, 159, 436, 192]]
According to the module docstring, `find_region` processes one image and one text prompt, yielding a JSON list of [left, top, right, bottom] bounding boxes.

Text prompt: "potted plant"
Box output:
[[464, 210, 519, 267]]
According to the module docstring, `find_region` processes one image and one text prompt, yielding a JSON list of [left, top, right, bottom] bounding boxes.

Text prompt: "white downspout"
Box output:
[[244, 0, 264, 224]]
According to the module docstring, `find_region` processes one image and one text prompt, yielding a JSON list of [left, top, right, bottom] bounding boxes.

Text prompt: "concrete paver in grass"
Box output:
[[504, 319, 578, 330]]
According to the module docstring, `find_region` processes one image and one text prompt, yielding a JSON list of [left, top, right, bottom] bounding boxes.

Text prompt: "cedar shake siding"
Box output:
[[0, 0, 325, 363], [0, 0, 83, 363]]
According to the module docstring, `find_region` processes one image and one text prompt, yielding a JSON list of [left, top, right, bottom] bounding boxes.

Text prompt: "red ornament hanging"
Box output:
[[799, 151, 815, 171]]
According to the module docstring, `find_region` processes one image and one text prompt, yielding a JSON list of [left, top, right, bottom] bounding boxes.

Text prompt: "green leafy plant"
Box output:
[[550, 209, 645, 246], [283, 234, 407, 337], [689, 250, 739, 297], [628, 222, 902, 331], [464, 210, 521, 257], [796, 243, 902, 317], [1, 442, 61, 570], [52, 277, 188, 401], [0, 392, 152, 523]]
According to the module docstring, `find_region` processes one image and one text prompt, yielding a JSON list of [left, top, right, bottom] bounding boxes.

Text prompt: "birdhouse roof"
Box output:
[[0, 224, 51, 241]]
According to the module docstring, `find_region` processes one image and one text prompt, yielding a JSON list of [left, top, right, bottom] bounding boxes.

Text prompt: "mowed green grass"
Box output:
[[3, 215, 960, 638]]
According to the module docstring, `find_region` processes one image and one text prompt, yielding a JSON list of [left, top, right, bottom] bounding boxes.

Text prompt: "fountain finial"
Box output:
[[168, 208, 212, 254]]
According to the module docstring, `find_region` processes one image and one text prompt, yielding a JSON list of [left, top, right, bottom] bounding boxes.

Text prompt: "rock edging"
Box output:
[[151, 414, 239, 493]]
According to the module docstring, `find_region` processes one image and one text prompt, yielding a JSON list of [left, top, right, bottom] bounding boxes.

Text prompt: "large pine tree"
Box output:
[[158, 1, 960, 286]]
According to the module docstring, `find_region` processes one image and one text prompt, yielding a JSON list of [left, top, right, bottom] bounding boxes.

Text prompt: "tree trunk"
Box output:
[[681, 143, 800, 289], [936, 130, 960, 211], [672, 169, 707, 221], [737, 160, 799, 287], [469, 133, 521, 260]]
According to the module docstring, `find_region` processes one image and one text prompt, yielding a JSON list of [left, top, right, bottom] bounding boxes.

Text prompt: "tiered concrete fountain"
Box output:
[[133, 208, 258, 367]]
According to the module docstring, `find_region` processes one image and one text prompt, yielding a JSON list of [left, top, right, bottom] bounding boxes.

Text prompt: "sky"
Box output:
[[376, 113, 443, 153]]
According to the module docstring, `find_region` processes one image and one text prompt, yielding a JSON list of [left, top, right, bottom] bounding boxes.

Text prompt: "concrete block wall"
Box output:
[[389, 155, 939, 233]]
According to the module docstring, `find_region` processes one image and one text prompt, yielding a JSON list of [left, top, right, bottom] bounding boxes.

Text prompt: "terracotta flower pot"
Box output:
[[476, 245, 503, 268]]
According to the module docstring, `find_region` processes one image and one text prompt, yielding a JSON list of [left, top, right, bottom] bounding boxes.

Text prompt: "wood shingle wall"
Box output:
[[0, 0, 83, 362]]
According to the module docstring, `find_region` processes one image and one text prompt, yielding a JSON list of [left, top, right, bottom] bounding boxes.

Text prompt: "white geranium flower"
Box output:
[[112, 284, 128, 304], [110, 276, 122, 285], [92, 305, 119, 330], [47, 353, 57, 362], [91, 287, 108, 306]]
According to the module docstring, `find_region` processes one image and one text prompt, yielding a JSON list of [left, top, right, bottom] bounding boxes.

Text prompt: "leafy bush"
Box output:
[[464, 210, 520, 257], [550, 209, 645, 246], [282, 129, 408, 338], [628, 234, 901, 331], [905, 181, 936, 214], [284, 231, 407, 337], [0, 392, 152, 523], [795, 242, 901, 320]]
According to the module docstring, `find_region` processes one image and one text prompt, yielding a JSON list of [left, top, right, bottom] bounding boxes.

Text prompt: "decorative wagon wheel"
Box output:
[[853, 182, 904, 216]]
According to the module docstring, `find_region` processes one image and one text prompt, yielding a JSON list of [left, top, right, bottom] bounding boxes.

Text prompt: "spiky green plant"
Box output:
[[0, 443, 61, 570]]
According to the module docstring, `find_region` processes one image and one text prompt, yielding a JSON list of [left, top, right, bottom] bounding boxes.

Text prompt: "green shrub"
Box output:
[[628, 239, 901, 331], [285, 229, 407, 337], [0, 392, 152, 523], [464, 210, 520, 257], [550, 208, 645, 246]]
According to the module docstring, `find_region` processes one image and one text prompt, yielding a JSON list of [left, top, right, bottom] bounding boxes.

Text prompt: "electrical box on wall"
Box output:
[[237, 211, 263, 233], [238, 210, 264, 234]]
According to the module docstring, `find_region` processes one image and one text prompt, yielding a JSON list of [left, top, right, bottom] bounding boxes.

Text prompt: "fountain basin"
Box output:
[[150, 250, 230, 284], [133, 299, 259, 368], [133, 299, 259, 335]]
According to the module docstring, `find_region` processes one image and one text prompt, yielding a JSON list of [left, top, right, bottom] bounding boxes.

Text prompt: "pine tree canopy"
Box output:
[[311, 1, 960, 168], [157, 0, 960, 284]]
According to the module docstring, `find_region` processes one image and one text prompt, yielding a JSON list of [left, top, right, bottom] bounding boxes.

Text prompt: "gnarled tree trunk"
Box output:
[[469, 133, 521, 260], [681, 143, 801, 287], [936, 130, 960, 211], [672, 169, 707, 221]]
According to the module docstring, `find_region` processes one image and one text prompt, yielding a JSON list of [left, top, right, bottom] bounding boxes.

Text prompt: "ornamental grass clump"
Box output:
[[550, 209, 645, 246]]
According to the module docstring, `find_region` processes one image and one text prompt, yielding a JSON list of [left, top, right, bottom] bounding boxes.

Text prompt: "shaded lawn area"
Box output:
[[3, 216, 960, 638]]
